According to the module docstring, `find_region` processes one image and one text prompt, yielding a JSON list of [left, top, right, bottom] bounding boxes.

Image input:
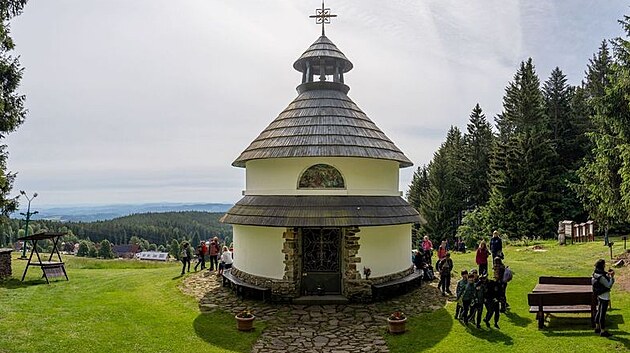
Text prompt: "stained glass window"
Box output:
[[298, 164, 345, 189]]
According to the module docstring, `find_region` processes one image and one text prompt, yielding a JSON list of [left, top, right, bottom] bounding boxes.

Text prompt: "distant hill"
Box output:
[[19, 202, 233, 222], [36, 211, 233, 246]]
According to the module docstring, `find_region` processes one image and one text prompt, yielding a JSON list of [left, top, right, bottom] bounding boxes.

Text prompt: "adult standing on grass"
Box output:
[[475, 240, 490, 275], [180, 242, 192, 275], [209, 237, 221, 272], [489, 230, 503, 260], [194, 241, 206, 271], [592, 259, 615, 337]]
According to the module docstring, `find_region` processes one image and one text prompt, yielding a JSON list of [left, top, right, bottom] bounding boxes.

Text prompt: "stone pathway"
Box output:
[[181, 271, 447, 353]]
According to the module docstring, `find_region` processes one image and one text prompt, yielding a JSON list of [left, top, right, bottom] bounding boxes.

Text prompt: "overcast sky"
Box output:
[[4, 0, 628, 207]]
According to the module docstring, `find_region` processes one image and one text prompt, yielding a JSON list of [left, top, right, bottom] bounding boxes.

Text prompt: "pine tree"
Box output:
[[574, 21, 628, 244], [543, 68, 588, 221], [406, 165, 429, 211], [420, 126, 466, 241], [585, 40, 612, 102], [488, 59, 560, 237], [462, 104, 494, 210]]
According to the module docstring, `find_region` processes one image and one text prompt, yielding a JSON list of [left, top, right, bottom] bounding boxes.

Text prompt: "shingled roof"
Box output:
[[232, 35, 413, 169], [220, 195, 420, 227]]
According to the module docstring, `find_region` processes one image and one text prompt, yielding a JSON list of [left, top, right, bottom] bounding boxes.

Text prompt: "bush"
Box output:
[[77, 240, 90, 257], [98, 240, 115, 259]]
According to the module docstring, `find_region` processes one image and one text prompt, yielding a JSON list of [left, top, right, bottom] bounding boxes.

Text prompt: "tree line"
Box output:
[[407, 15, 630, 247], [1, 211, 233, 254]]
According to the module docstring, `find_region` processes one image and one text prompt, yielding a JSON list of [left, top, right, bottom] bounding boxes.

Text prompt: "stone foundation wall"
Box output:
[[0, 249, 12, 280], [281, 228, 300, 298], [342, 227, 372, 302]]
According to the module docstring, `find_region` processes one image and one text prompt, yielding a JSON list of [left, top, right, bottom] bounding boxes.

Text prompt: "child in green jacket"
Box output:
[[455, 269, 468, 320]]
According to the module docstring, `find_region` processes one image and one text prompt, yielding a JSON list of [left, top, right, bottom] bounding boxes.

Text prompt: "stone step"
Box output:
[[292, 295, 349, 305]]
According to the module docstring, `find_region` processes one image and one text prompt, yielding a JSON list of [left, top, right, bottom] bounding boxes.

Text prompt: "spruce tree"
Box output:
[[488, 59, 560, 237], [543, 68, 588, 221], [462, 104, 493, 210], [575, 20, 629, 244], [406, 164, 429, 211], [420, 126, 466, 241]]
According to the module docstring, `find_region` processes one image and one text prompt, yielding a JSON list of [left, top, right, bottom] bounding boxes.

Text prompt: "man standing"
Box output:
[[489, 230, 503, 260]]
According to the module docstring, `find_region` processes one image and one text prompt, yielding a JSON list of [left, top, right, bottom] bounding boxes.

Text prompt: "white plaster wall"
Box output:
[[244, 157, 400, 196], [232, 225, 285, 279], [356, 224, 412, 277]]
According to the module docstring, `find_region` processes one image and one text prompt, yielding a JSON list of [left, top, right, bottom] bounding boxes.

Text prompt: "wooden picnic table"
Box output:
[[532, 283, 591, 293], [528, 277, 595, 329]]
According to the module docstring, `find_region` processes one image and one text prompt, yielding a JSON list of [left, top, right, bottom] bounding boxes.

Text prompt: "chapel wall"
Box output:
[[244, 157, 400, 196], [232, 225, 285, 279], [355, 224, 412, 278]]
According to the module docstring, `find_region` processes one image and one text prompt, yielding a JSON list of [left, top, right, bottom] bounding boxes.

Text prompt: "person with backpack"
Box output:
[[592, 259, 615, 337], [493, 256, 510, 312], [483, 276, 503, 329]]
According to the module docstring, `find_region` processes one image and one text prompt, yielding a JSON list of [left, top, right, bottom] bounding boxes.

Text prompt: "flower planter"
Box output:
[[235, 315, 255, 331], [387, 317, 407, 334]]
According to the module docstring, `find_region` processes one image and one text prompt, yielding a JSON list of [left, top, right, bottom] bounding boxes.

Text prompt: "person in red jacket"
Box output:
[[476, 240, 490, 275]]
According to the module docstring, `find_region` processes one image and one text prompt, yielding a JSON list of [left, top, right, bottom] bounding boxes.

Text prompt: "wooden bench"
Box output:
[[222, 269, 271, 302], [528, 276, 595, 329], [372, 270, 423, 300]]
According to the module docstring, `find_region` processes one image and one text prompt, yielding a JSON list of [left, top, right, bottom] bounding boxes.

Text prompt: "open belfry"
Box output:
[[221, 3, 420, 302]]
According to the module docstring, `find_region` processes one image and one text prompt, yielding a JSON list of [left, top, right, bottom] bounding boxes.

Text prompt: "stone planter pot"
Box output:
[[387, 317, 407, 334], [235, 315, 255, 331]]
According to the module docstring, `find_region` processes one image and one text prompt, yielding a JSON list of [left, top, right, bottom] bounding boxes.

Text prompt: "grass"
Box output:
[[386, 237, 630, 352], [0, 255, 263, 353], [2, 239, 629, 352]]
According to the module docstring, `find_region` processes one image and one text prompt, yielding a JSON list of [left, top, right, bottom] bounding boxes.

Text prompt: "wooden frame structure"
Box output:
[[18, 232, 68, 284]]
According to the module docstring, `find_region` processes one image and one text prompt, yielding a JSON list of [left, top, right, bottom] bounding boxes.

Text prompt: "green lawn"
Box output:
[[2, 239, 629, 353], [0, 256, 262, 353], [387, 237, 630, 352]]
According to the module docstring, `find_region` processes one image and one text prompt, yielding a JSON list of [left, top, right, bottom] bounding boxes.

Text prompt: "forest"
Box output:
[[0, 211, 232, 255], [407, 15, 630, 247]]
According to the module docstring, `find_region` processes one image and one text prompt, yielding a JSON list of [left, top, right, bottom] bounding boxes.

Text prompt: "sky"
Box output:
[[4, 0, 628, 207]]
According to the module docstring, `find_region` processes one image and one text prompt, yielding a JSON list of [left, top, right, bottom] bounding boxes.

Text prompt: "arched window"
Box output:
[[298, 164, 345, 189]]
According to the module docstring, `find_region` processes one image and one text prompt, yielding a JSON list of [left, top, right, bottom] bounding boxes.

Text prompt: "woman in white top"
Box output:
[[219, 245, 233, 275]]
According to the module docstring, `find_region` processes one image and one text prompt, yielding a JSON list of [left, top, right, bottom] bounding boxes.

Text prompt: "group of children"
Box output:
[[454, 264, 507, 329], [416, 236, 511, 330]]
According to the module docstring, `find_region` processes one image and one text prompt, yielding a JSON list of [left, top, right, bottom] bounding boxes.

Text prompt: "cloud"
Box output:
[[4, 0, 628, 205]]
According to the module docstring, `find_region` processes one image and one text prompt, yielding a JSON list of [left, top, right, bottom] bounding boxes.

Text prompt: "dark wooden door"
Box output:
[[301, 228, 341, 295]]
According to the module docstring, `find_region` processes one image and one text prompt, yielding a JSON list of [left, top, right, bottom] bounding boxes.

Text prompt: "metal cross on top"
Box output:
[[309, 1, 337, 36]]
